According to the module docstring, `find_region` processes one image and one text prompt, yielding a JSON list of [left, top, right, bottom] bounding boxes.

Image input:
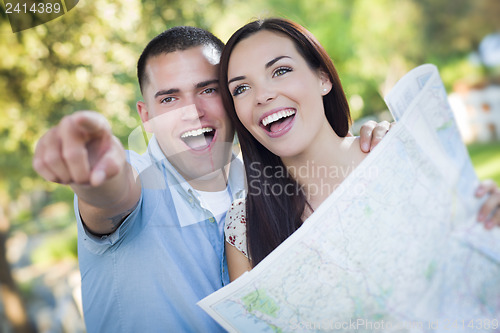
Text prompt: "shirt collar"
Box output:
[[147, 135, 246, 204]]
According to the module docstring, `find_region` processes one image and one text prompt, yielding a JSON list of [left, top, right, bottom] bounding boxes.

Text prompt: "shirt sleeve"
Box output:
[[224, 198, 249, 258], [75, 149, 147, 255]]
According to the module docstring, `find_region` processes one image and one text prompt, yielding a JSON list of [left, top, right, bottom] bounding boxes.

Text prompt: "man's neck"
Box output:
[[187, 164, 230, 192]]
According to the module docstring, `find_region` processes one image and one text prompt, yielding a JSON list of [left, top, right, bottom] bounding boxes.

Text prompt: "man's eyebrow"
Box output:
[[154, 88, 179, 98], [196, 79, 218, 89], [265, 55, 290, 69]]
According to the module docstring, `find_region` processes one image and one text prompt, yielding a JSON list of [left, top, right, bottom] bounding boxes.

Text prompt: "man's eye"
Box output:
[[273, 66, 292, 77], [232, 85, 250, 96], [202, 87, 217, 95], [160, 96, 176, 104]]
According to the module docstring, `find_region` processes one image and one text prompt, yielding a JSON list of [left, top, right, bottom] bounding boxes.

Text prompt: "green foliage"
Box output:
[[31, 227, 78, 264], [468, 142, 500, 185], [12, 200, 73, 234]]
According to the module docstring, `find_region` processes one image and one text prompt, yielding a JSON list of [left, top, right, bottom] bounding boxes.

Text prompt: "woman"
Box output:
[[219, 18, 500, 281]]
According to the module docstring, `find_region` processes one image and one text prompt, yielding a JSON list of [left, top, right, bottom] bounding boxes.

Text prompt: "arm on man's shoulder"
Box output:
[[357, 120, 394, 152]]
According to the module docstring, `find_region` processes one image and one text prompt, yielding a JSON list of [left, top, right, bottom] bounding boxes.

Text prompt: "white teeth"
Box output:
[[180, 127, 214, 138], [261, 109, 296, 127]]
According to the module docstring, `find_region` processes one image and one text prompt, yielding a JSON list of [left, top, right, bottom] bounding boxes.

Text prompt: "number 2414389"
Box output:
[[5, 2, 61, 14]]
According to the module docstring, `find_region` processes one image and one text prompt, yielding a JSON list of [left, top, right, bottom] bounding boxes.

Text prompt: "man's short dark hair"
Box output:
[[137, 26, 225, 94]]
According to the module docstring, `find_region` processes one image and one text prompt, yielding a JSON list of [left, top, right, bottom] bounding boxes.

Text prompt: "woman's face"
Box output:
[[227, 30, 332, 158]]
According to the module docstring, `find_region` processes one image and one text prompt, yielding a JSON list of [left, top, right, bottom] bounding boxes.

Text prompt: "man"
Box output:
[[33, 26, 391, 332]]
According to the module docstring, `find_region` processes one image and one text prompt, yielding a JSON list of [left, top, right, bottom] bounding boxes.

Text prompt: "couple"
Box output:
[[33, 18, 500, 332]]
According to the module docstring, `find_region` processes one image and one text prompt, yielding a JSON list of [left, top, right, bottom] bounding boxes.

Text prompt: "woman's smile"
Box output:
[[259, 108, 297, 137]]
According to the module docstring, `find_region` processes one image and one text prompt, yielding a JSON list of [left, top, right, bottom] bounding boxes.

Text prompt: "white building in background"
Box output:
[[351, 83, 499, 144], [449, 85, 500, 144]]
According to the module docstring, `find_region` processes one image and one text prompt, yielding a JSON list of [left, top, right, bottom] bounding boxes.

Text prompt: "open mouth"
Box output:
[[260, 109, 296, 134], [180, 127, 216, 151]]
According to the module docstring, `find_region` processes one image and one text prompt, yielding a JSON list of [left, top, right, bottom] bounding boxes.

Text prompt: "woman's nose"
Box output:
[[255, 85, 276, 105]]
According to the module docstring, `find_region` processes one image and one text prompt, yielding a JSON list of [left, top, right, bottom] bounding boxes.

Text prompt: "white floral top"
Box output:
[[225, 198, 249, 258]]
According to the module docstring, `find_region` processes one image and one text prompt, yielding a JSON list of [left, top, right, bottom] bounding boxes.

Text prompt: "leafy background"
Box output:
[[0, 0, 499, 331]]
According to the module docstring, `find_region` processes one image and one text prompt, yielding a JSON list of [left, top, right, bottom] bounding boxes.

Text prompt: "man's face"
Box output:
[[137, 46, 235, 184]]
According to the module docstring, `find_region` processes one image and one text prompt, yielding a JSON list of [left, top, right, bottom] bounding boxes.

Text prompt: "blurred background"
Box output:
[[0, 0, 499, 331]]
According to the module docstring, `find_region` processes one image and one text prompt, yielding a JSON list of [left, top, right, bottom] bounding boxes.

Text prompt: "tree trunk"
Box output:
[[0, 204, 36, 333]]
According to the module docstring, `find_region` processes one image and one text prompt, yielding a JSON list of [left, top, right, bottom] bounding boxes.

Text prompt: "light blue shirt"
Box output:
[[75, 136, 245, 332]]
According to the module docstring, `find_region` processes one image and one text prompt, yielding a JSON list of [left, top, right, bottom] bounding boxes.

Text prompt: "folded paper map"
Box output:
[[198, 64, 500, 333]]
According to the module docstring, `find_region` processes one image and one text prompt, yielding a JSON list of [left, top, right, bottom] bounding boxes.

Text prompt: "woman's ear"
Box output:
[[319, 71, 333, 96]]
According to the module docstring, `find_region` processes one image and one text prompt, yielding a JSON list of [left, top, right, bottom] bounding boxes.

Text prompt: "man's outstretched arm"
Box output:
[[33, 111, 141, 235]]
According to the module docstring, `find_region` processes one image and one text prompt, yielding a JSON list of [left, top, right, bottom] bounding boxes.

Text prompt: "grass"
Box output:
[[467, 142, 500, 185]]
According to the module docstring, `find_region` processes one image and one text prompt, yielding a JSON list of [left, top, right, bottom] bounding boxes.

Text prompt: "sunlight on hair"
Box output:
[[202, 45, 221, 65]]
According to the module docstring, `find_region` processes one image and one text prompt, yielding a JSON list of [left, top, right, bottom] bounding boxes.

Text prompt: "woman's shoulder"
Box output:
[[343, 136, 368, 169]]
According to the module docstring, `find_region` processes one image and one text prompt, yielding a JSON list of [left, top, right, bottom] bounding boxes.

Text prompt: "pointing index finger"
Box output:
[[72, 111, 112, 140], [59, 112, 111, 184]]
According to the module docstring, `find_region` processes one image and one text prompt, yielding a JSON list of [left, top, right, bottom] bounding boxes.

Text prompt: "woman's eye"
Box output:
[[160, 96, 176, 104], [273, 66, 292, 77], [232, 85, 250, 96]]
